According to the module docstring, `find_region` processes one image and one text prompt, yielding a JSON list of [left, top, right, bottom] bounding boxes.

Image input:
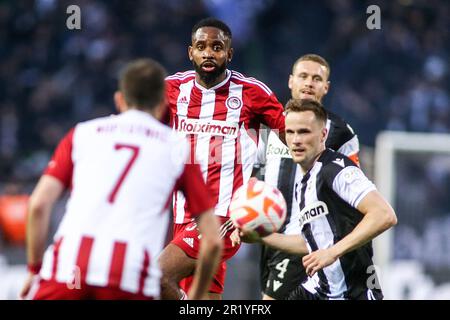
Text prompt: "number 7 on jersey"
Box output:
[[108, 144, 140, 203]]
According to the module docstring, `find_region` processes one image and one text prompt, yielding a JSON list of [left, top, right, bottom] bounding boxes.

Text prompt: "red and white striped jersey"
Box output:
[[166, 69, 285, 224], [39, 109, 213, 297]]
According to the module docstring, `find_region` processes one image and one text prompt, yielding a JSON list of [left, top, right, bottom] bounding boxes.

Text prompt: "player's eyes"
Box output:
[[213, 45, 223, 51]]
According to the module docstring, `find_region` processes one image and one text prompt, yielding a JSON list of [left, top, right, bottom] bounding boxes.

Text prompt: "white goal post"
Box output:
[[374, 131, 450, 299]]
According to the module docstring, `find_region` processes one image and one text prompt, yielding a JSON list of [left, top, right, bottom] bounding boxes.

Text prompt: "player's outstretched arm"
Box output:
[[331, 190, 397, 258], [235, 227, 308, 256], [261, 232, 308, 256], [188, 210, 223, 300], [303, 190, 397, 277], [20, 175, 64, 299]]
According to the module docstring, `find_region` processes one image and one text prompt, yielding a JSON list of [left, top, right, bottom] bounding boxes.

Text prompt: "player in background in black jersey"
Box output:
[[255, 54, 360, 300], [240, 99, 397, 300]]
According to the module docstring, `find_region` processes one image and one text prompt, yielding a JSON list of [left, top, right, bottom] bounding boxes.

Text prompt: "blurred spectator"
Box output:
[[0, 0, 448, 184], [0, 0, 210, 183]]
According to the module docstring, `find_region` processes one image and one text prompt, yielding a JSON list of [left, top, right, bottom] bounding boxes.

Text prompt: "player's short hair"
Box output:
[[292, 54, 330, 78], [284, 99, 328, 126], [192, 17, 232, 40], [119, 58, 166, 110]]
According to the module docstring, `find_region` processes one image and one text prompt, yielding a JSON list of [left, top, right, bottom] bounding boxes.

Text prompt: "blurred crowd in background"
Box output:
[[0, 0, 449, 299], [0, 0, 448, 186]]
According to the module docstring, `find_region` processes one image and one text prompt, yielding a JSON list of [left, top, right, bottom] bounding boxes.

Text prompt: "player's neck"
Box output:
[[195, 71, 228, 89], [300, 148, 326, 174], [124, 106, 159, 119]]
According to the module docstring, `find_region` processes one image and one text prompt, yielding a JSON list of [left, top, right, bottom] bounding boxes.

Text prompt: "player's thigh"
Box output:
[[259, 245, 276, 291], [287, 284, 321, 300], [158, 243, 196, 281], [263, 253, 306, 300]]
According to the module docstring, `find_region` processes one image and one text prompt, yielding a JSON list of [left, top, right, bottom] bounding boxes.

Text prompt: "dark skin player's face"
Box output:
[[189, 27, 233, 88]]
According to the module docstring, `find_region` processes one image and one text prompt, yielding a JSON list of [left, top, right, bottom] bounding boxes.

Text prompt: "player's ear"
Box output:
[[323, 80, 330, 95], [227, 47, 233, 63], [188, 46, 193, 61], [288, 74, 293, 90], [114, 91, 127, 113], [321, 127, 328, 143]]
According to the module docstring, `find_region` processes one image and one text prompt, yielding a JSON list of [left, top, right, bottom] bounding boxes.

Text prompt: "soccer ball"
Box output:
[[229, 178, 287, 237]]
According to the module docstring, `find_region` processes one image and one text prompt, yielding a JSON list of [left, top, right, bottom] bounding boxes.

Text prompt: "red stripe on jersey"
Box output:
[[108, 241, 127, 287], [206, 83, 230, 208], [168, 79, 184, 219], [231, 133, 244, 215], [206, 136, 222, 204], [173, 188, 179, 222], [189, 134, 197, 166], [51, 237, 63, 281], [165, 79, 181, 128], [138, 249, 150, 295], [184, 86, 202, 206], [75, 236, 94, 283]]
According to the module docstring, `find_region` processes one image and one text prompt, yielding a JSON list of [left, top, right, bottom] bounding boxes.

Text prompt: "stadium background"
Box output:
[[0, 0, 449, 299]]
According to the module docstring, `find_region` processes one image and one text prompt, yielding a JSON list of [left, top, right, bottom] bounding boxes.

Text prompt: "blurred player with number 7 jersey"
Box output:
[[20, 59, 222, 300]]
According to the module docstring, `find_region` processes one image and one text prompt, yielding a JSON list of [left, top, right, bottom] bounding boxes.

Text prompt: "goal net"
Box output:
[[374, 131, 450, 299]]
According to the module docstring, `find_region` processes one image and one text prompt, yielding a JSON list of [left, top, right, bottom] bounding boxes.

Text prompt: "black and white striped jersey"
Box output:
[[257, 111, 360, 235], [296, 149, 379, 299]]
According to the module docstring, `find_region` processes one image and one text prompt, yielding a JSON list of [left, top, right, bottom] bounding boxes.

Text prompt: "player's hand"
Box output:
[[230, 228, 241, 247], [236, 227, 262, 244], [20, 273, 38, 300], [302, 248, 338, 277]]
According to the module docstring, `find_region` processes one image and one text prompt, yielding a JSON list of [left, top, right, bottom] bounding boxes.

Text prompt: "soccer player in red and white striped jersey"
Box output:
[[158, 18, 285, 300], [20, 59, 222, 300]]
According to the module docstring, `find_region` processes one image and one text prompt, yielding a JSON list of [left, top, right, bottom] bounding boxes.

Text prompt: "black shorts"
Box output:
[[287, 284, 384, 300], [260, 245, 307, 300]]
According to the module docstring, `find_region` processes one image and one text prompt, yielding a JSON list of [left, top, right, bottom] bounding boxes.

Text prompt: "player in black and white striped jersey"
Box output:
[[256, 54, 360, 300], [245, 99, 397, 300]]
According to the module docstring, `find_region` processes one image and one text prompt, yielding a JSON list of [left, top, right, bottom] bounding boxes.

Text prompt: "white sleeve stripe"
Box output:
[[353, 186, 376, 208], [165, 71, 195, 80]]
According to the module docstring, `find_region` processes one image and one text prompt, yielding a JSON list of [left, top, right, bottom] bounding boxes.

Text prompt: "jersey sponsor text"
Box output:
[[299, 201, 329, 228], [178, 119, 239, 138]]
